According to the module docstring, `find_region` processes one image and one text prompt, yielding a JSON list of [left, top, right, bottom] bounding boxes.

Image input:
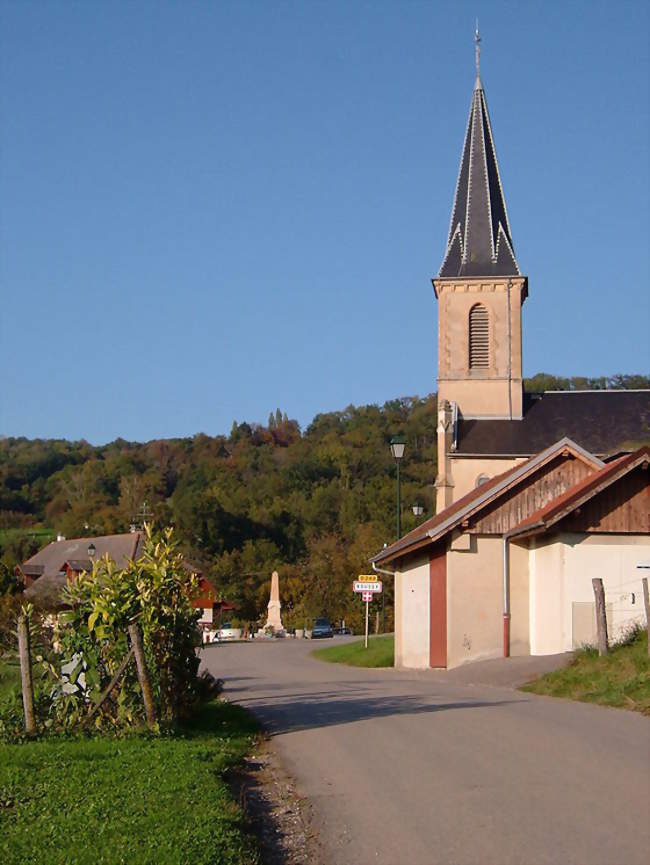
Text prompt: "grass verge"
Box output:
[[312, 634, 394, 667], [521, 628, 649, 715], [0, 700, 261, 865]]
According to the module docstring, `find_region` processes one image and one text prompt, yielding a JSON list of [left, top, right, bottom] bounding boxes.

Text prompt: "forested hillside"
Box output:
[[1, 396, 439, 630], [1, 373, 647, 629]]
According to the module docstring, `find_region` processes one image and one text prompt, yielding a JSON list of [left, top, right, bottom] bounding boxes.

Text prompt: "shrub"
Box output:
[[48, 524, 201, 730]]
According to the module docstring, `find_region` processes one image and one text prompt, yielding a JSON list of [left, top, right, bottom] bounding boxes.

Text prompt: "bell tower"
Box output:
[[434, 29, 528, 510]]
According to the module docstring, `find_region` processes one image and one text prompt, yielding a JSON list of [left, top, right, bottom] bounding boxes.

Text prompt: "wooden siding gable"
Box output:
[[559, 465, 649, 534], [469, 455, 594, 535]]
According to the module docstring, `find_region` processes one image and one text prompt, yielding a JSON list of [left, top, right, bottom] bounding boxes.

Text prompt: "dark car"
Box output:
[[311, 617, 334, 639], [333, 626, 353, 636]]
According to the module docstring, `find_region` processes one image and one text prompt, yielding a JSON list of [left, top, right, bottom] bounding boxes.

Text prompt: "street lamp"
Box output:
[[389, 435, 406, 538], [412, 504, 424, 517], [87, 542, 96, 559], [383, 435, 406, 635]]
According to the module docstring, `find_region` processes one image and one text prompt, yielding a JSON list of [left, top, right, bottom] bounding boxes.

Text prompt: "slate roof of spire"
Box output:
[[439, 74, 520, 278]]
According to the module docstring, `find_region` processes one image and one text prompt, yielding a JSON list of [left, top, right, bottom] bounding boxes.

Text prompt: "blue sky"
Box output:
[[1, 0, 648, 444]]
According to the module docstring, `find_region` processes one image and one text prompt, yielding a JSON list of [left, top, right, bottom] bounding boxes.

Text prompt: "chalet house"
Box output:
[[18, 534, 231, 638], [19, 532, 144, 608], [192, 574, 235, 643], [374, 47, 650, 670]]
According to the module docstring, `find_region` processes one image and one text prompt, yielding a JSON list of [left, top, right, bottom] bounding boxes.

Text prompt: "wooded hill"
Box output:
[[1, 373, 648, 630]]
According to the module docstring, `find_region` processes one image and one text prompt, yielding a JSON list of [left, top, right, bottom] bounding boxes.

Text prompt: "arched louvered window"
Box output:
[[469, 304, 489, 369]]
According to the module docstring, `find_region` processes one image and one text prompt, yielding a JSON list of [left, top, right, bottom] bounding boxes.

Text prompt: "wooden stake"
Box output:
[[17, 614, 36, 736], [128, 622, 156, 729], [642, 577, 649, 658], [86, 646, 135, 724], [592, 578, 609, 656]]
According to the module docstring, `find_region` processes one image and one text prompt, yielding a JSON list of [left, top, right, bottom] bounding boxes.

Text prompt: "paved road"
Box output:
[[201, 639, 650, 865]]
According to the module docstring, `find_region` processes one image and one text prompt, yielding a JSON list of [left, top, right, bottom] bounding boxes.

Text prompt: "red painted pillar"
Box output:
[[503, 613, 511, 657]]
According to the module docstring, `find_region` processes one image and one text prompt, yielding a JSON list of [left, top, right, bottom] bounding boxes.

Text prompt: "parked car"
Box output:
[[333, 626, 353, 636], [311, 617, 334, 639], [217, 622, 242, 641]]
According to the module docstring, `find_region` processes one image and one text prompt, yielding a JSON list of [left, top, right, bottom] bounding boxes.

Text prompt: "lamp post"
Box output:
[[382, 435, 406, 635], [412, 504, 424, 517], [389, 435, 406, 538]]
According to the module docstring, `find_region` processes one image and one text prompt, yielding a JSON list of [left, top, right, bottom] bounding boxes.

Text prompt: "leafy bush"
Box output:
[[0, 595, 23, 655], [39, 524, 202, 732]]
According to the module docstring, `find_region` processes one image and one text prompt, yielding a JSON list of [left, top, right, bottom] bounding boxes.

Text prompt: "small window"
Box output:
[[469, 304, 489, 369]]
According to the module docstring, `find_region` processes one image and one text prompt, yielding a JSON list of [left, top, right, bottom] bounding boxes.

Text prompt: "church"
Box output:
[[373, 40, 650, 670]]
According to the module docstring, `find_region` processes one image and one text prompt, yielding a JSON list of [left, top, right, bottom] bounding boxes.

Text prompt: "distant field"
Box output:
[[522, 628, 649, 715], [0, 527, 55, 545], [312, 635, 394, 668]]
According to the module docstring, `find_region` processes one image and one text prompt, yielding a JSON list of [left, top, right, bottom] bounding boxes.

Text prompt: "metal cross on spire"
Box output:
[[474, 20, 481, 79]]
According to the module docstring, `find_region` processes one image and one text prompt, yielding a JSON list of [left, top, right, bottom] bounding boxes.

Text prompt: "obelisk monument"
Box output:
[[264, 570, 284, 632]]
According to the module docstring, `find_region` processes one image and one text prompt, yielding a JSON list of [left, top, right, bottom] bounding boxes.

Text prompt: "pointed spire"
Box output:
[[439, 32, 520, 279]]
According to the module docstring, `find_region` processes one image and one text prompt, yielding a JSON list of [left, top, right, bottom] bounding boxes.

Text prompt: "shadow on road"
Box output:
[[229, 686, 523, 734]]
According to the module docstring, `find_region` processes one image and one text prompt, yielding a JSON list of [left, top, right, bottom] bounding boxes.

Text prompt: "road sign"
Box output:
[[361, 591, 373, 602], [357, 574, 378, 583], [353, 580, 382, 593]]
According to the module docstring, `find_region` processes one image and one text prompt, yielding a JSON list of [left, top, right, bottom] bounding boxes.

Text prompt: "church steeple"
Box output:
[[433, 32, 529, 511], [439, 28, 520, 279]]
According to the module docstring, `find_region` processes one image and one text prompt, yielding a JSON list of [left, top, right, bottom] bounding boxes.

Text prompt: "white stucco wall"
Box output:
[[395, 555, 430, 669], [530, 533, 650, 655], [447, 535, 503, 667]]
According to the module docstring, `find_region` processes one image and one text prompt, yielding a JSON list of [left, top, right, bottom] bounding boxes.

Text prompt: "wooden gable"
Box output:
[[468, 454, 595, 535], [559, 465, 649, 534]]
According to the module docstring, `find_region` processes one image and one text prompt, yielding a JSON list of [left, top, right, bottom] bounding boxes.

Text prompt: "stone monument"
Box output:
[[264, 570, 284, 633]]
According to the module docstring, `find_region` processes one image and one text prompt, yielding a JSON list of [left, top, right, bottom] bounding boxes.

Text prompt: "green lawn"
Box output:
[[0, 657, 20, 699], [521, 628, 650, 715], [312, 634, 394, 667], [0, 527, 54, 546], [0, 701, 261, 865]]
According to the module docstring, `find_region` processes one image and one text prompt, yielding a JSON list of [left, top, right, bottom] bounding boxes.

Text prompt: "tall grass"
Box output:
[[522, 627, 649, 714]]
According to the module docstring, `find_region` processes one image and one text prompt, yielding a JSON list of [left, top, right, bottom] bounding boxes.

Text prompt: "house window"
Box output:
[[469, 304, 489, 369]]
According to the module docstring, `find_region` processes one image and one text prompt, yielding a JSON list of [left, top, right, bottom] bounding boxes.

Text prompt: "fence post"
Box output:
[[127, 621, 156, 729], [642, 577, 649, 659], [17, 614, 36, 736], [591, 578, 609, 656]]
